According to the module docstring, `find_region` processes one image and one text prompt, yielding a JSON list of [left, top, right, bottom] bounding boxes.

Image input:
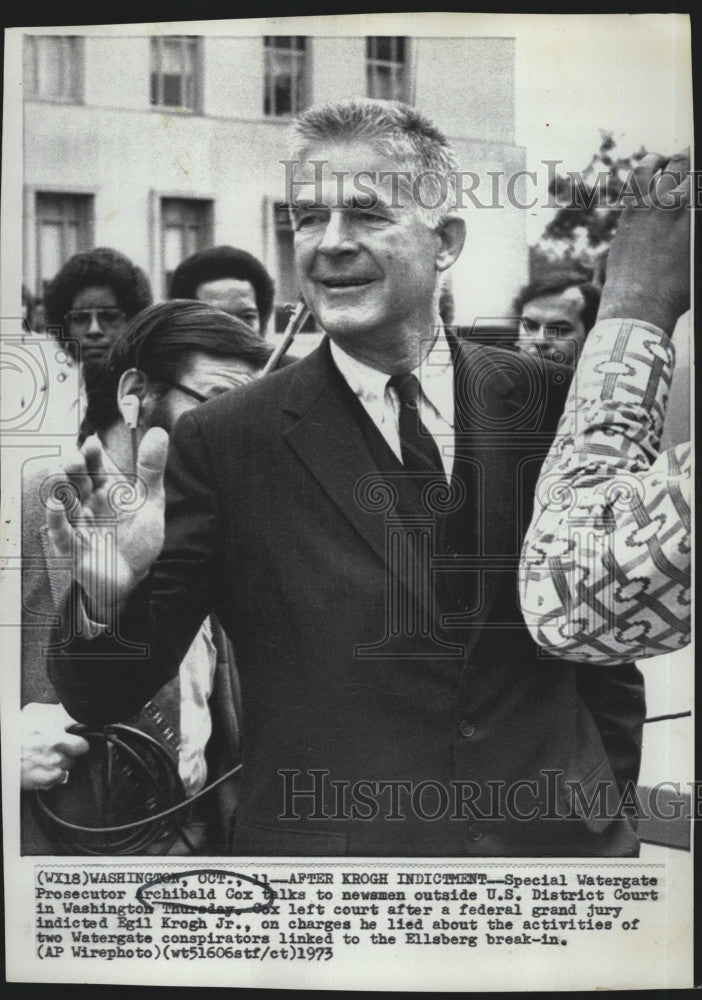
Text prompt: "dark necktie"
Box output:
[[388, 372, 445, 478]]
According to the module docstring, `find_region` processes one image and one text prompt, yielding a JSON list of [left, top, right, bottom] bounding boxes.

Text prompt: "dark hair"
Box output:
[[168, 246, 275, 331], [81, 299, 272, 437], [513, 272, 601, 334], [44, 247, 153, 358]]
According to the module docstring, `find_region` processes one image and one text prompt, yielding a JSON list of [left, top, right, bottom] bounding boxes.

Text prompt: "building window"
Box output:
[[24, 36, 83, 102], [160, 198, 213, 295], [35, 193, 93, 296], [150, 37, 200, 111], [366, 37, 408, 102], [264, 37, 308, 117]]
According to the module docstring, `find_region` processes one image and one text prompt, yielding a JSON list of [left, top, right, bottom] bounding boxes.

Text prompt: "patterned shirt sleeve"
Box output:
[[519, 319, 691, 664]]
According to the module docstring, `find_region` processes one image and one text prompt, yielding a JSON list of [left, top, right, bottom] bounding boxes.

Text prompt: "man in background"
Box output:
[[514, 272, 601, 370], [169, 245, 275, 338]]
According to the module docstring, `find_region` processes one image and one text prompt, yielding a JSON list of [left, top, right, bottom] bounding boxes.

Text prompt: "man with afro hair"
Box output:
[[168, 245, 274, 338]]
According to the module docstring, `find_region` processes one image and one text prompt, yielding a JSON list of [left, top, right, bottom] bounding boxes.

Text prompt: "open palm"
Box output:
[[45, 428, 169, 624]]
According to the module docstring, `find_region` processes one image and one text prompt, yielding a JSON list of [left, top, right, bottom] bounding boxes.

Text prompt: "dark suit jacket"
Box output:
[[21, 462, 241, 854], [50, 338, 645, 856]]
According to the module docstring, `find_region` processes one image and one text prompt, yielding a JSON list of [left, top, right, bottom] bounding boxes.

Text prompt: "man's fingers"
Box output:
[[23, 767, 69, 792], [137, 427, 169, 495], [664, 148, 690, 173], [45, 504, 76, 558], [678, 171, 692, 205], [650, 150, 690, 201], [632, 152, 668, 187], [59, 450, 93, 507], [48, 436, 108, 514], [629, 149, 690, 208], [45, 504, 95, 562], [82, 434, 108, 490], [46, 762, 74, 787], [54, 732, 91, 758]]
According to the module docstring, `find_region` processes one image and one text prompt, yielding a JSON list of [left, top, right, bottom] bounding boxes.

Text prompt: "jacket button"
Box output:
[[458, 721, 475, 738]]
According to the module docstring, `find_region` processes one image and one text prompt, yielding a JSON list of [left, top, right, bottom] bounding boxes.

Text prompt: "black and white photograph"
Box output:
[[1, 11, 695, 990]]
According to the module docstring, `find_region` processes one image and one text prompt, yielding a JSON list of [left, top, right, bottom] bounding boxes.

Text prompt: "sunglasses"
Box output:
[[64, 307, 125, 332]]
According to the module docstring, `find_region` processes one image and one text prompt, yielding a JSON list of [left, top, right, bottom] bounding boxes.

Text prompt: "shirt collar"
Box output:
[[330, 327, 455, 427], [329, 336, 389, 405], [416, 326, 455, 427]]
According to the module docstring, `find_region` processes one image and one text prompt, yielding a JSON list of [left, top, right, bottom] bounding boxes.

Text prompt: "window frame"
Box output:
[[149, 35, 202, 114], [32, 190, 95, 298], [23, 35, 84, 104], [151, 192, 215, 298], [366, 36, 409, 103], [263, 36, 309, 118]]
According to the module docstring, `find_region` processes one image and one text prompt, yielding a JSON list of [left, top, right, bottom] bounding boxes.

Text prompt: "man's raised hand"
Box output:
[[45, 428, 169, 624], [598, 150, 691, 335]]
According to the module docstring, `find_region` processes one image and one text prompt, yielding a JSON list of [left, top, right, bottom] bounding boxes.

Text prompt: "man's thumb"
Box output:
[[137, 427, 169, 493]]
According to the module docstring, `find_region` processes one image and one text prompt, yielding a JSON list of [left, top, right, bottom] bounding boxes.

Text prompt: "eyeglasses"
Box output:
[[162, 373, 255, 405], [163, 381, 209, 404], [64, 308, 125, 332]]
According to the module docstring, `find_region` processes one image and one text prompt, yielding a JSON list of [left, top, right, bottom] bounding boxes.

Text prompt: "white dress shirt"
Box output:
[[329, 327, 455, 480]]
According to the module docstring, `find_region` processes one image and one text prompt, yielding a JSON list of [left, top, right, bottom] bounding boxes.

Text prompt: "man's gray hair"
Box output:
[[290, 97, 459, 227]]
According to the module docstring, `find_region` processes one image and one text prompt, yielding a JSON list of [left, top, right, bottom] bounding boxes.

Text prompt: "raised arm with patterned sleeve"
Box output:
[[519, 319, 690, 663], [519, 151, 691, 664]]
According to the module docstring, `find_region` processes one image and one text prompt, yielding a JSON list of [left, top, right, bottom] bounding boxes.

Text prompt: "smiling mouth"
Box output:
[[318, 278, 375, 289]]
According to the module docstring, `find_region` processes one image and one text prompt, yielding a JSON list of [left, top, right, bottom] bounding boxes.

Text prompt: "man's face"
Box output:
[[195, 278, 262, 337], [291, 141, 445, 361], [518, 286, 588, 369], [66, 286, 126, 366], [148, 349, 258, 432]]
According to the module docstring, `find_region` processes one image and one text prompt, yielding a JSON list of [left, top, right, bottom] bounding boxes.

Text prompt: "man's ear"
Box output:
[[435, 214, 466, 272], [117, 368, 147, 428]]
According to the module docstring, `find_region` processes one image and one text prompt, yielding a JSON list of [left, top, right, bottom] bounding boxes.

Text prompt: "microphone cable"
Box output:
[[33, 723, 241, 855]]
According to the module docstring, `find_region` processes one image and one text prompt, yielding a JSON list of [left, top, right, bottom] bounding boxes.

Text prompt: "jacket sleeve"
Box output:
[[47, 409, 223, 725], [519, 320, 691, 664], [577, 661, 646, 791]]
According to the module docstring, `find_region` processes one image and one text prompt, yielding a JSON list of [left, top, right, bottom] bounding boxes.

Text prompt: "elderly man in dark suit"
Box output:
[[46, 99, 688, 857]]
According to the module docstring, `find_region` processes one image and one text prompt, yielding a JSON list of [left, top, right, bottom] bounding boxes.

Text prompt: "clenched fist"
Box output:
[[599, 151, 691, 335], [21, 702, 89, 791]]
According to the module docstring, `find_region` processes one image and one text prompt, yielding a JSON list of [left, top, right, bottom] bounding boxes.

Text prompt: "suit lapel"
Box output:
[[283, 341, 389, 563], [282, 336, 527, 648]]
